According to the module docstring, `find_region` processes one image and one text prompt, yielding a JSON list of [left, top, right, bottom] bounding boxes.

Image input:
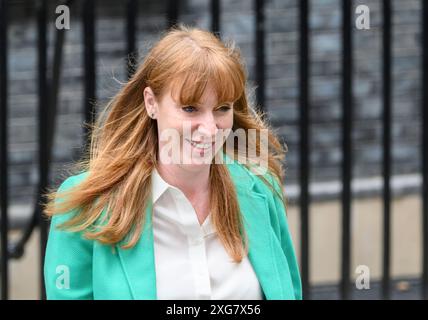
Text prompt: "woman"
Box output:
[[43, 24, 302, 300]]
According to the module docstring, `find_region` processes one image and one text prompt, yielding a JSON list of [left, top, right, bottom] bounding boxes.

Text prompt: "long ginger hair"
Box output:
[[43, 24, 288, 262]]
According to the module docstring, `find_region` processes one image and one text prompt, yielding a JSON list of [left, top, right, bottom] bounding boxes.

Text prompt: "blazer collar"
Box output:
[[116, 162, 284, 299], [116, 201, 157, 300], [227, 160, 284, 299]]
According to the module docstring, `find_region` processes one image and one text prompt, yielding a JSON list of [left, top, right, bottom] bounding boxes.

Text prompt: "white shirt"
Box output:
[[151, 168, 264, 300]]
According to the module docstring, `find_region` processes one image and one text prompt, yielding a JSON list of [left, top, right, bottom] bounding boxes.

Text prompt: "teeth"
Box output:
[[187, 139, 212, 149]]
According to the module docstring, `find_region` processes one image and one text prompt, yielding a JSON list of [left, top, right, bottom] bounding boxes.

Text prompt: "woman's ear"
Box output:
[[143, 86, 158, 118]]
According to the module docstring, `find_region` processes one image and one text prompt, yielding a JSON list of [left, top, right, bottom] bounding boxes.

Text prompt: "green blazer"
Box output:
[[44, 160, 302, 300]]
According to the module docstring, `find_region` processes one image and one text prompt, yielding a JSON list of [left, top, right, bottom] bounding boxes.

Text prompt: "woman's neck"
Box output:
[[156, 163, 211, 198]]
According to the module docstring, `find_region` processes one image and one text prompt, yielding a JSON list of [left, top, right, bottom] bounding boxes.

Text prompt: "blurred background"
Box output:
[[0, 0, 427, 300]]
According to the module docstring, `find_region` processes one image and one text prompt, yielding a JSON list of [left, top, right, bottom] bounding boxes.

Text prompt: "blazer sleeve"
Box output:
[[270, 175, 303, 300], [44, 175, 94, 299]]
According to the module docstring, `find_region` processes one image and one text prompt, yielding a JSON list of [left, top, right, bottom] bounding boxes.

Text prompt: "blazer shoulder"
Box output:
[[225, 156, 282, 198], [52, 171, 90, 226], [58, 171, 89, 191]]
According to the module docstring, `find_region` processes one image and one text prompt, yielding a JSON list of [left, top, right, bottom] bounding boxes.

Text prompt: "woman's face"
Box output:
[[143, 82, 234, 169]]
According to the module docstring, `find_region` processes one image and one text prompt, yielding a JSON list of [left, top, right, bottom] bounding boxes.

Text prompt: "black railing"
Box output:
[[0, 0, 9, 301], [340, 0, 353, 300], [82, 0, 96, 140], [422, 0, 428, 301], [36, 0, 49, 300], [167, 0, 179, 29], [0, 0, 427, 300], [255, 0, 265, 114], [298, 0, 310, 300], [126, 0, 138, 79], [210, 0, 220, 36], [381, 0, 392, 300]]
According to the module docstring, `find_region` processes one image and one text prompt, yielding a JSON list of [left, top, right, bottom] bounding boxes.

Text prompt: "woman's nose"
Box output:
[[197, 114, 218, 138]]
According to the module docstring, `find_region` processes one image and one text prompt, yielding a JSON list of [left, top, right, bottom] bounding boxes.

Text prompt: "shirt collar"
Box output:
[[151, 167, 172, 204], [151, 167, 216, 236]]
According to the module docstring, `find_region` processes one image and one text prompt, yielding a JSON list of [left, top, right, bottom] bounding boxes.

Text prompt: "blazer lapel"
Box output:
[[236, 189, 283, 299], [116, 201, 157, 300], [231, 167, 284, 299]]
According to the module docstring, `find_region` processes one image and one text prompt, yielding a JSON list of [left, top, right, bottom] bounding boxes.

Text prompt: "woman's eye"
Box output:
[[217, 105, 231, 112], [182, 106, 197, 113]]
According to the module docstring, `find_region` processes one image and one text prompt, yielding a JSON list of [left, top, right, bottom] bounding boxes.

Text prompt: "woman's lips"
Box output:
[[185, 139, 215, 150]]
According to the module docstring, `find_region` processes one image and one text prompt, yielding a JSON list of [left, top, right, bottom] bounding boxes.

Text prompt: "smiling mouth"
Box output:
[[185, 139, 215, 150]]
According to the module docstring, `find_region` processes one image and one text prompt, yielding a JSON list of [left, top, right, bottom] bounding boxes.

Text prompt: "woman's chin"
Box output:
[[182, 153, 213, 166], [186, 150, 216, 165]]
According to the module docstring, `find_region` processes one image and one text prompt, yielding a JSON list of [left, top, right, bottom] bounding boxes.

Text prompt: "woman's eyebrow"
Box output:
[[217, 101, 233, 106], [184, 101, 233, 108]]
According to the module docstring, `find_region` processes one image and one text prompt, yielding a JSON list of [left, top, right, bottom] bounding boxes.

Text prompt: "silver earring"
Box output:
[[151, 112, 155, 118]]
